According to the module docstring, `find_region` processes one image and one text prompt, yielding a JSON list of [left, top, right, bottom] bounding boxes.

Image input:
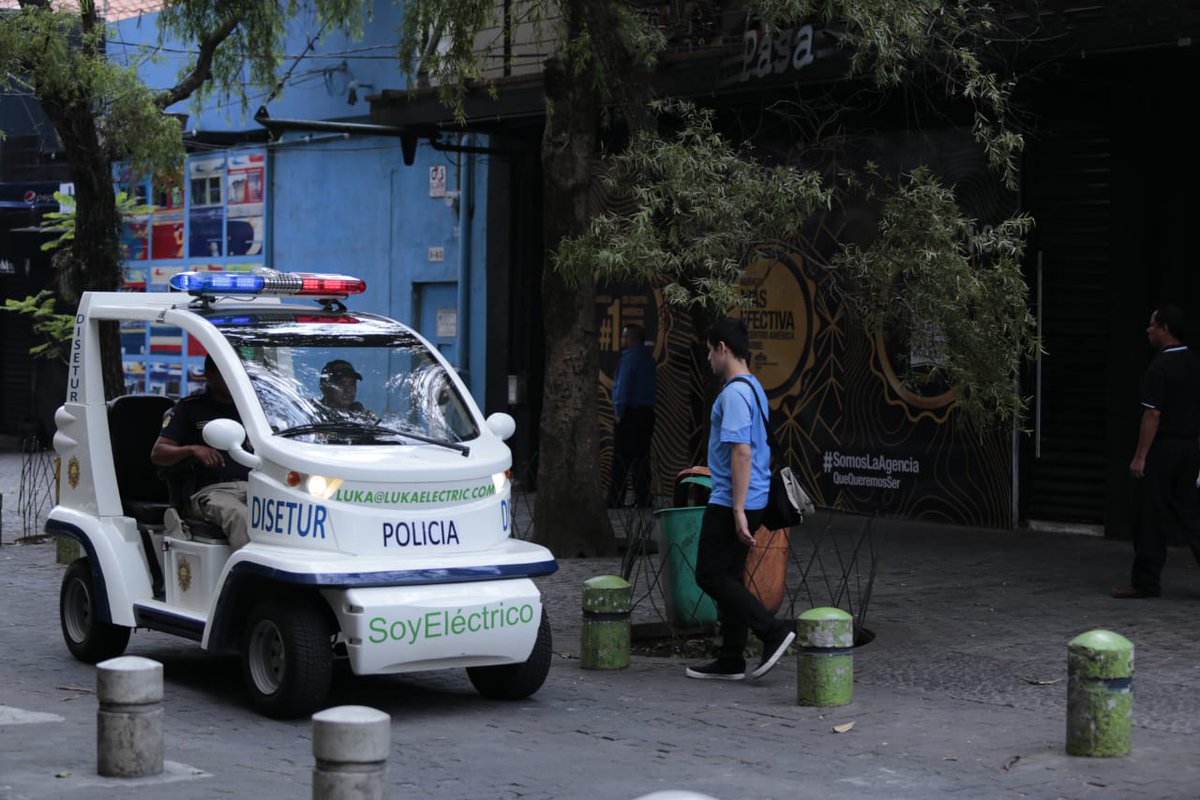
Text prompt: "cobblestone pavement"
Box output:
[[3, 451, 1200, 799]]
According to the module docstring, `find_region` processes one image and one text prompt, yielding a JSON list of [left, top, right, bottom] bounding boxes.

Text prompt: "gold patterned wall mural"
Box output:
[[596, 128, 1015, 529]]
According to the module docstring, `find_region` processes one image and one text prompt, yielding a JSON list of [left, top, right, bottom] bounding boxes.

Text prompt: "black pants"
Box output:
[[695, 504, 783, 662], [608, 406, 655, 507], [1133, 436, 1200, 592]]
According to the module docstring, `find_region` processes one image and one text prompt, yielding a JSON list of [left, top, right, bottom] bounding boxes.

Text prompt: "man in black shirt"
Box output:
[[1114, 305, 1200, 598], [151, 355, 252, 548]]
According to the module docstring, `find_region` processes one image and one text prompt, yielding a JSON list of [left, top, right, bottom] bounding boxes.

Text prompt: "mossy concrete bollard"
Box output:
[[796, 607, 853, 707], [1067, 629, 1133, 757], [312, 705, 391, 800], [96, 656, 163, 778], [581, 575, 632, 670]]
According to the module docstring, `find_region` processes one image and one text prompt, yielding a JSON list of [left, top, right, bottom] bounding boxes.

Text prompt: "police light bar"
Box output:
[[168, 269, 366, 298]]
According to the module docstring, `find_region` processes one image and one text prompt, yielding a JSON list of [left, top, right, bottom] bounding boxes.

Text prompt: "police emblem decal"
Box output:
[[177, 557, 193, 592], [67, 456, 81, 489]]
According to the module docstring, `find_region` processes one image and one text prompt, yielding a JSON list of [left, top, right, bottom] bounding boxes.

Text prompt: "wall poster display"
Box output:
[[117, 149, 268, 398]]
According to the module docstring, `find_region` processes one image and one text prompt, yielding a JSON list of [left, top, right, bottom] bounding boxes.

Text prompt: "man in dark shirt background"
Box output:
[[1115, 305, 1200, 598], [607, 323, 657, 508], [151, 354, 252, 548]]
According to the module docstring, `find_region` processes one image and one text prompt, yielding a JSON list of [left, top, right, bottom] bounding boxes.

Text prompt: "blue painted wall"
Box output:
[[110, 0, 407, 128], [269, 132, 490, 402], [110, 4, 493, 404]]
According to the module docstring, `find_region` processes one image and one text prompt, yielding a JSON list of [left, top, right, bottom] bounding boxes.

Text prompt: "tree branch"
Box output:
[[154, 14, 240, 110]]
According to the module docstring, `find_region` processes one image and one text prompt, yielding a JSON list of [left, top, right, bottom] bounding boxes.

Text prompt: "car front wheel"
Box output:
[[241, 597, 335, 719], [467, 609, 552, 700]]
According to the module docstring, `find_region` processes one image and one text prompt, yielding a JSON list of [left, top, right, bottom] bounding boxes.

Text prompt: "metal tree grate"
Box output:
[[783, 515, 878, 638], [507, 451, 878, 649], [17, 441, 56, 543]]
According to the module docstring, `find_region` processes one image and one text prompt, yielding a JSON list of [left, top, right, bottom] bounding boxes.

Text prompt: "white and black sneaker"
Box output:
[[685, 659, 746, 681], [750, 628, 796, 679], [163, 507, 191, 540]]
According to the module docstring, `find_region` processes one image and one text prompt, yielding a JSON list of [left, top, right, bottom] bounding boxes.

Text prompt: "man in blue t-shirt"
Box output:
[[686, 317, 795, 682]]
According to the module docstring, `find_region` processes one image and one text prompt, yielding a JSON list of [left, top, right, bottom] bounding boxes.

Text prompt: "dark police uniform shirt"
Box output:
[[1140, 345, 1200, 438], [612, 343, 656, 418], [160, 390, 252, 487]]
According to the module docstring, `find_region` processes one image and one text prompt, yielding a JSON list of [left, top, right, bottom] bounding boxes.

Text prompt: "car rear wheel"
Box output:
[[60, 558, 131, 664], [241, 597, 335, 719], [467, 609, 552, 700]]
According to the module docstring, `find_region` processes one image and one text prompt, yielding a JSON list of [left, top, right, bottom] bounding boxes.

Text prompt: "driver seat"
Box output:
[[107, 394, 175, 598], [108, 394, 174, 524]]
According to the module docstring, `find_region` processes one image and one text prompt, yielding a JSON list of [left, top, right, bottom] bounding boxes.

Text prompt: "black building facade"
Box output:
[[368, 2, 1200, 536]]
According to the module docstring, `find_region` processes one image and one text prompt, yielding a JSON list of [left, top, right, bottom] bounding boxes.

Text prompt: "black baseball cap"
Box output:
[[321, 359, 363, 381]]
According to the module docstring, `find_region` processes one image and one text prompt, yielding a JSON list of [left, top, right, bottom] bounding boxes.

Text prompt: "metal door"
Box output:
[[414, 281, 458, 367], [1022, 128, 1112, 529]]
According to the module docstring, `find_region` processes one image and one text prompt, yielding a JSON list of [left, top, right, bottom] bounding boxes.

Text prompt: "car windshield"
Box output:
[[200, 308, 479, 446]]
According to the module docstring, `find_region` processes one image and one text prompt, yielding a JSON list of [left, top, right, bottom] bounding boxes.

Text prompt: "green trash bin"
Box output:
[[656, 475, 718, 627]]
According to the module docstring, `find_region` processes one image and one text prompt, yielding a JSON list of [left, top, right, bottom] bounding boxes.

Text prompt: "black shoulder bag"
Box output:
[[729, 377, 815, 530]]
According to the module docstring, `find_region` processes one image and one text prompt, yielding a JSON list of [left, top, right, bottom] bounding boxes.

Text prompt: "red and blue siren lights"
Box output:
[[169, 269, 366, 298]]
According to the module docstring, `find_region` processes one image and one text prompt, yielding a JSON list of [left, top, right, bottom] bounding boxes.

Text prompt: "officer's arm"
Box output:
[[152, 436, 224, 468], [612, 357, 627, 419], [1133, 408, 1161, 463]]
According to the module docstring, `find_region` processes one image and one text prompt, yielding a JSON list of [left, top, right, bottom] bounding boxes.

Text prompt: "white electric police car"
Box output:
[[50, 269, 557, 717]]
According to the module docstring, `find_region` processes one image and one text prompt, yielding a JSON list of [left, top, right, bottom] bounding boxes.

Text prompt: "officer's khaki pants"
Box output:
[[191, 481, 250, 549]]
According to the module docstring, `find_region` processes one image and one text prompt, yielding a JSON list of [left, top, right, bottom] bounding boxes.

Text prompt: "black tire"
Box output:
[[60, 558, 131, 664], [467, 609, 552, 700], [241, 597, 335, 719]]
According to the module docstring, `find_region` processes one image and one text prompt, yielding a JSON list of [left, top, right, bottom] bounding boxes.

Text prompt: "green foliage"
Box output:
[[557, 102, 832, 311], [99, 64, 186, 176], [560, 3, 665, 108], [1, 291, 75, 362], [155, 0, 367, 112], [1, 0, 370, 307], [751, 0, 1023, 189], [0, 7, 185, 178], [610, 4, 667, 72], [38, 191, 153, 253], [832, 166, 1035, 428], [396, 1, 664, 124], [395, 0, 504, 122], [561, 106, 1035, 428]]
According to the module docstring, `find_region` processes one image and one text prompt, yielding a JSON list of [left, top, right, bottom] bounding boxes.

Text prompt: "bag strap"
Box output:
[[727, 375, 779, 455]]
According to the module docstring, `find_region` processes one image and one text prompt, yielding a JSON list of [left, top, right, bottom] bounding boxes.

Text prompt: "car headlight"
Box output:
[[306, 474, 343, 499], [492, 469, 512, 494]]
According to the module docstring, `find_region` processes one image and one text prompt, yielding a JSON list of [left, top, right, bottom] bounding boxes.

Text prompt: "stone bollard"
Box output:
[[96, 656, 163, 778], [581, 575, 632, 670], [796, 607, 854, 707], [312, 705, 391, 800], [1066, 629, 1134, 757]]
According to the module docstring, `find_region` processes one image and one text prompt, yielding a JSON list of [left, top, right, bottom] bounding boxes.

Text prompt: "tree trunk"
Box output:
[[38, 83, 125, 400], [72, 158, 125, 400], [533, 28, 615, 557]]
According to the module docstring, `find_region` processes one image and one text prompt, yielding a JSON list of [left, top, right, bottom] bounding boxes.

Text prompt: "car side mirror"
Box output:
[[202, 418, 262, 469], [485, 412, 516, 441]]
